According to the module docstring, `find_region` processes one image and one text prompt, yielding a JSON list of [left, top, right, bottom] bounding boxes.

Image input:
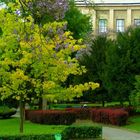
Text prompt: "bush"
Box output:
[[65, 108, 91, 120], [0, 106, 16, 119], [62, 125, 102, 140], [25, 109, 33, 120], [123, 106, 136, 116], [91, 108, 128, 126], [26, 110, 76, 125], [0, 134, 55, 140], [109, 109, 128, 126]]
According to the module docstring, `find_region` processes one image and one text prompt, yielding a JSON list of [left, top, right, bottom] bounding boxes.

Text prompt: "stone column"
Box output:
[[127, 8, 132, 27], [93, 9, 96, 34], [109, 9, 114, 32]]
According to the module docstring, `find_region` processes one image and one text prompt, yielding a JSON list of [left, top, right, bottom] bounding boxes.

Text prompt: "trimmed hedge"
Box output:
[[0, 126, 102, 140], [62, 126, 102, 140], [123, 106, 136, 116], [25, 110, 76, 125], [0, 106, 16, 119], [65, 108, 91, 120], [91, 108, 128, 126], [0, 134, 55, 140]]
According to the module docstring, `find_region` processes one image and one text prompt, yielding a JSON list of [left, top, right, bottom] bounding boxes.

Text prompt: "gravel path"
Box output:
[[103, 126, 140, 140]]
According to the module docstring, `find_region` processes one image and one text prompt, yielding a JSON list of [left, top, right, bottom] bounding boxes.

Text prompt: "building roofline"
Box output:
[[75, 0, 140, 6]]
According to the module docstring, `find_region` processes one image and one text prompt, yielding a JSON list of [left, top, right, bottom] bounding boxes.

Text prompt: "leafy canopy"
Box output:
[[0, 1, 99, 103]]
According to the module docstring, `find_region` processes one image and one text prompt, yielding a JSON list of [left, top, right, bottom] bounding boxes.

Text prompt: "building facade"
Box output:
[[76, 0, 140, 35]]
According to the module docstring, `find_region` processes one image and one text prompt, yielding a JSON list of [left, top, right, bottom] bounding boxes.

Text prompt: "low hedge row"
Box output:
[[65, 108, 91, 120], [25, 110, 76, 125], [0, 126, 102, 140], [0, 106, 16, 118], [25, 107, 130, 126], [91, 108, 128, 126], [0, 134, 55, 140], [62, 125, 102, 140], [123, 106, 135, 116]]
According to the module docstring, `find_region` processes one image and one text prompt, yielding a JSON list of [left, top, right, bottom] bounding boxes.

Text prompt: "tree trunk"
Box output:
[[120, 100, 124, 107], [102, 100, 105, 107], [42, 98, 47, 110], [38, 97, 42, 109], [19, 99, 25, 133]]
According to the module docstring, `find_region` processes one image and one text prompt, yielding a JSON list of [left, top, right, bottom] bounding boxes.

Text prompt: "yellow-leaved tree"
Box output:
[[0, 1, 99, 133]]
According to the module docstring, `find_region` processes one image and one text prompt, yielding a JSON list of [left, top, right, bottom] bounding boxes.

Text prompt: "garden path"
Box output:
[[103, 126, 140, 140]]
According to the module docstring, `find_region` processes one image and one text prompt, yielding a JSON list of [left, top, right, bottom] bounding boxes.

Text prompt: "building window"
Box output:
[[116, 19, 125, 32], [98, 19, 107, 33], [134, 19, 140, 26]]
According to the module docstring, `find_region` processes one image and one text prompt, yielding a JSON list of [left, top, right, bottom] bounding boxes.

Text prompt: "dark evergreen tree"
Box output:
[[73, 35, 112, 106], [104, 27, 140, 105]]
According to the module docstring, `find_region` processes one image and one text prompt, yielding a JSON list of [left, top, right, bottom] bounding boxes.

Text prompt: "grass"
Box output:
[[122, 115, 140, 132], [0, 117, 67, 136], [74, 116, 140, 133], [50, 101, 129, 110]]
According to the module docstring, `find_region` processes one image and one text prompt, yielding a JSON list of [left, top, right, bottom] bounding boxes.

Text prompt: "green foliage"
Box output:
[[74, 35, 112, 105], [0, 0, 98, 133], [104, 27, 140, 104], [62, 125, 102, 139], [64, 0, 92, 39], [0, 98, 18, 108], [2, 0, 92, 40], [0, 7, 98, 103], [130, 75, 140, 112], [0, 106, 16, 118], [123, 115, 140, 132], [0, 134, 55, 140]]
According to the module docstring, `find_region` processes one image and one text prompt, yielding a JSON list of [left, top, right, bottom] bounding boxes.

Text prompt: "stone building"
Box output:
[[75, 0, 140, 35]]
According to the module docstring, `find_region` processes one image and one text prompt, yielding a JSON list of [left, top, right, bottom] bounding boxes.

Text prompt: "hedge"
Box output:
[[62, 125, 102, 140], [0, 134, 55, 140], [25, 110, 76, 125], [65, 108, 91, 120], [122, 106, 136, 116], [0, 106, 16, 119], [91, 108, 128, 126], [0, 126, 102, 140]]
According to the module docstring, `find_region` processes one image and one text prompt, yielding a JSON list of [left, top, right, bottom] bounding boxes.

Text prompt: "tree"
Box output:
[[104, 27, 140, 105], [64, 0, 92, 39], [74, 35, 112, 106], [0, 1, 99, 133]]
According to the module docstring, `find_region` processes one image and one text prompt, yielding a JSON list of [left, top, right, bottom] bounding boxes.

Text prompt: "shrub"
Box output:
[[26, 110, 76, 125], [0, 106, 16, 119], [91, 108, 128, 126], [25, 109, 33, 120], [109, 109, 128, 126], [62, 125, 102, 140], [0, 134, 55, 140], [65, 108, 91, 120], [123, 106, 136, 116]]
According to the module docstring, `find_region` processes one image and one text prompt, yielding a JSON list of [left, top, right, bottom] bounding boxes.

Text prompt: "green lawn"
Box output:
[[50, 101, 129, 110], [0, 117, 66, 136], [74, 116, 140, 133], [122, 115, 140, 132]]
